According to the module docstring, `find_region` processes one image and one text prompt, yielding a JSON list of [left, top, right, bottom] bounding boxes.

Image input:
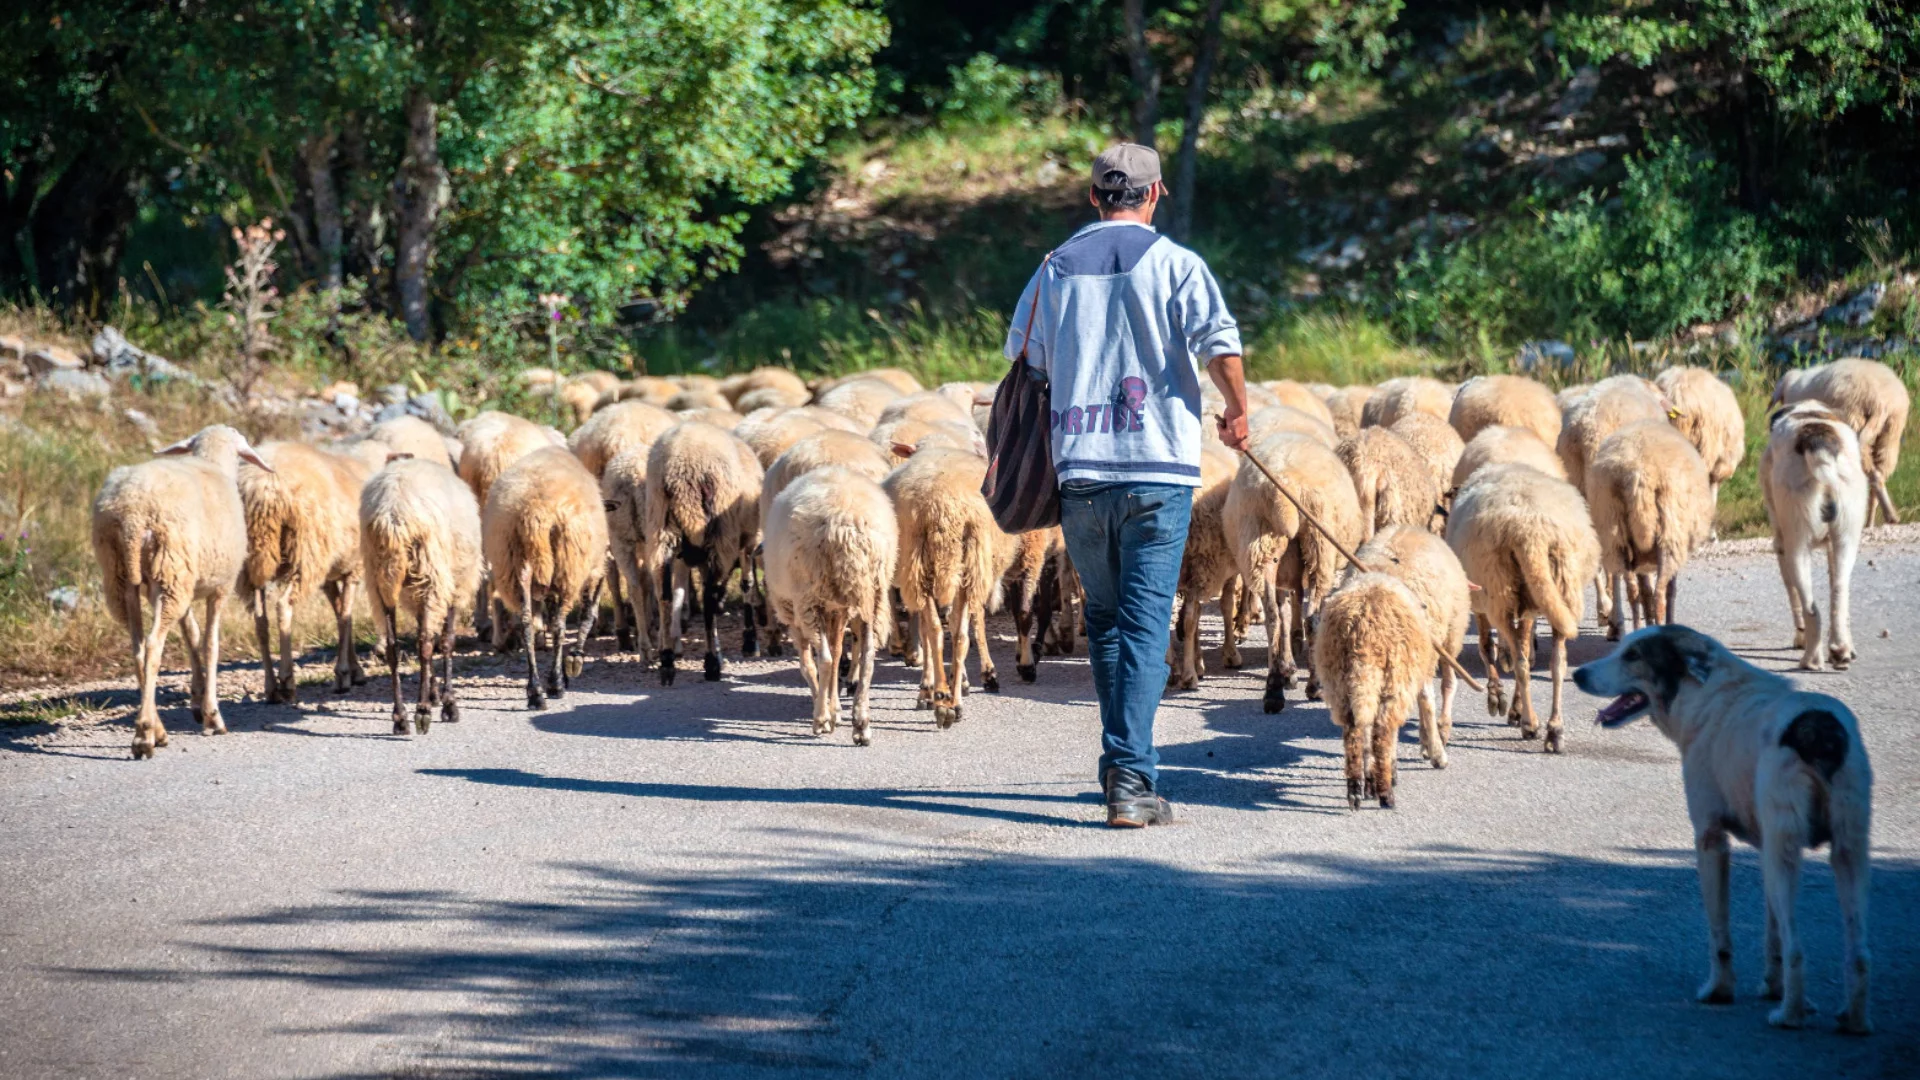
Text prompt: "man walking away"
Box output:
[[1004, 143, 1251, 828]]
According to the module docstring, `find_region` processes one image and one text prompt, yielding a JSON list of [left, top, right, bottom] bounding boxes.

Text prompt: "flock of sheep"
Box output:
[[88, 356, 1908, 808]]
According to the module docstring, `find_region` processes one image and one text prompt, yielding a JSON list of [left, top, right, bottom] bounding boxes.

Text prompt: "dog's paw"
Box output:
[[1756, 977, 1783, 1002]]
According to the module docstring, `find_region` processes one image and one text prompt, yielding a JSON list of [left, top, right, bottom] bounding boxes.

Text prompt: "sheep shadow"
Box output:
[[44, 848, 1920, 1078]]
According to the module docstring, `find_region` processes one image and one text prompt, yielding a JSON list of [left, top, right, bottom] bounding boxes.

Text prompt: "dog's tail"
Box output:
[[1781, 708, 1849, 782]]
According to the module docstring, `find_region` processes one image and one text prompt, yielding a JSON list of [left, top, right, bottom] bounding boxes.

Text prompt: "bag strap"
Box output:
[[1015, 252, 1054, 365]]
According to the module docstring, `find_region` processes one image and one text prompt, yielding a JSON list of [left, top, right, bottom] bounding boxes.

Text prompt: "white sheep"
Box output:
[[1451, 425, 1566, 493], [1557, 375, 1672, 627], [761, 430, 894, 529], [719, 366, 811, 409], [763, 467, 899, 744], [92, 425, 271, 758], [1223, 431, 1363, 712], [360, 458, 483, 734], [1351, 524, 1471, 768], [1261, 380, 1338, 431], [1586, 420, 1713, 638], [1170, 446, 1245, 690], [1246, 404, 1338, 448], [365, 415, 454, 470], [1388, 411, 1465, 517], [483, 447, 609, 709], [646, 420, 766, 682], [236, 441, 376, 704], [1761, 401, 1869, 669], [1771, 358, 1909, 525], [815, 376, 903, 427], [1654, 366, 1746, 522], [1337, 427, 1441, 540], [599, 447, 657, 660], [569, 400, 680, 478], [458, 410, 568, 644], [1448, 374, 1561, 448], [1322, 385, 1373, 439], [1445, 463, 1600, 752], [1362, 376, 1453, 428], [1314, 572, 1438, 809]]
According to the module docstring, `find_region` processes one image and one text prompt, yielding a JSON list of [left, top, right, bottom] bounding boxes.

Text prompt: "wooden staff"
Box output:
[[1227, 430, 1486, 693]]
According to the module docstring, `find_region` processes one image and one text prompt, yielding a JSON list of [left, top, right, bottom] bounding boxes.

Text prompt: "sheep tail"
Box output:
[[1519, 542, 1581, 640]]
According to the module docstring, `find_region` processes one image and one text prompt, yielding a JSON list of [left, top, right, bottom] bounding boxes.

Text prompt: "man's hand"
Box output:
[[1216, 406, 1250, 452]]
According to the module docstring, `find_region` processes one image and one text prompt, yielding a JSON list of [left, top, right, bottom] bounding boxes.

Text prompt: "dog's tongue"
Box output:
[[1596, 692, 1648, 728]]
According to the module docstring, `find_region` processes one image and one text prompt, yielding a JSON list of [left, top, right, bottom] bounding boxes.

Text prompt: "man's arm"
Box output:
[[1207, 354, 1251, 451]]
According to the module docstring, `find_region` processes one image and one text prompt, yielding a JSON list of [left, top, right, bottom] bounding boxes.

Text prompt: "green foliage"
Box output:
[[1394, 140, 1788, 349], [934, 54, 1062, 124]]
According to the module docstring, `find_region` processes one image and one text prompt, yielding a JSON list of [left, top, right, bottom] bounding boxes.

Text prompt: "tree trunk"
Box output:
[[1168, 0, 1229, 241], [0, 158, 42, 297], [1123, 0, 1160, 149], [29, 150, 137, 316], [393, 88, 444, 341], [302, 130, 344, 294]]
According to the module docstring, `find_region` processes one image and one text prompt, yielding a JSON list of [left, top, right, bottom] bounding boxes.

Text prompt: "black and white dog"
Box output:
[[1575, 625, 1872, 1033]]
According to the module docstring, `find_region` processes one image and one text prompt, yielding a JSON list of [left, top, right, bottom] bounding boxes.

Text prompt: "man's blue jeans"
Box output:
[[1057, 480, 1193, 787]]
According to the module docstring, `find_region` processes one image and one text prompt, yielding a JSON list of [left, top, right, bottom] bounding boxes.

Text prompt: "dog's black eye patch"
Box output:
[[1634, 635, 1686, 709]]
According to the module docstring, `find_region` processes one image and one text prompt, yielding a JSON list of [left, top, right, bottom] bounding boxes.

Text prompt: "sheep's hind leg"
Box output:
[[414, 608, 438, 734], [249, 585, 277, 703], [1260, 573, 1288, 714], [132, 590, 175, 758], [178, 604, 207, 731], [565, 579, 598, 681], [700, 557, 724, 681], [658, 560, 685, 686], [1478, 617, 1506, 717], [324, 579, 358, 692], [851, 618, 877, 746], [1506, 617, 1538, 739], [522, 568, 547, 710], [970, 599, 998, 693], [544, 595, 566, 700], [383, 604, 406, 733], [437, 612, 460, 724]]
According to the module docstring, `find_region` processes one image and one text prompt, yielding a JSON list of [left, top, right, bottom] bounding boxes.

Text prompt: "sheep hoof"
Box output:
[[1222, 652, 1242, 670], [527, 689, 547, 710], [392, 710, 409, 735], [201, 711, 226, 735], [1485, 685, 1505, 716], [1345, 780, 1362, 811], [1544, 728, 1563, 754], [441, 700, 461, 724], [269, 686, 297, 705], [1429, 751, 1449, 770], [1519, 724, 1539, 740], [1262, 686, 1287, 714], [131, 739, 155, 760], [983, 671, 1000, 693], [1605, 623, 1622, 642], [935, 702, 960, 728], [703, 653, 723, 681], [564, 655, 583, 679], [658, 650, 677, 686], [1377, 791, 1395, 810], [1017, 664, 1037, 683], [414, 710, 431, 735], [741, 626, 759, 656], [1304, 680, 1323, 702], [812, 718, 832, 736], [853, 728, 871, 747], [616, 627, 635, 652]]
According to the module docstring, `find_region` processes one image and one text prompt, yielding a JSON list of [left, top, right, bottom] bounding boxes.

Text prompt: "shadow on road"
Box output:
[[51, 847, 1919, 1078]]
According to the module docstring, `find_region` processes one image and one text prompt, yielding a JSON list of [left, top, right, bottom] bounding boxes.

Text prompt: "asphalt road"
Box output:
[[2, 533, 1917, 1079]]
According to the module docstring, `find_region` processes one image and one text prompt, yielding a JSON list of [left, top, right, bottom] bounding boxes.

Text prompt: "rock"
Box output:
[[0, 378, 24, 399], [1550, 67, 1601, 118], [46, 585, 82, 614], [37, 368, 111, 401], [1515, 340, 1577, 373], [91, 326, 194, 383], [1034, 160, 1064, 185], [123, 408, 159, 439], [1821, 283, 1884, 328], [332, 392, 360, 414], [25, 344, 85, 377], [408, 391, 453, 429], [376, 383, 411, 406], [0, 333, 24, 359]]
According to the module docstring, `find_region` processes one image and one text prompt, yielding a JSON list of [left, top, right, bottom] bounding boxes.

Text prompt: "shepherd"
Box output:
[[1004, 143, 1251, 827]]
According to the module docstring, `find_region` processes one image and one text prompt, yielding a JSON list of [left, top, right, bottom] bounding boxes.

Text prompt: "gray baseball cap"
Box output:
[[1091, 143, 1162, 191]]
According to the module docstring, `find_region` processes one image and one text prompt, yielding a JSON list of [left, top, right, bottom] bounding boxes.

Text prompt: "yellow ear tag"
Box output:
[[1667, 408, 1682, 420]]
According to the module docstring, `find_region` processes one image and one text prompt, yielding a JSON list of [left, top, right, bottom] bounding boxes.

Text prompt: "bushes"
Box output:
[[1394, 140, 1789, 349]]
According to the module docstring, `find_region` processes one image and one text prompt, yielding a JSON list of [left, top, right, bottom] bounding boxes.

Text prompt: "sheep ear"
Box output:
[[602, 500, 619, 512], [155, 436, 195, 456], [385, 451, 416, 464], [237, 443, 275, 473], [1466, 580, 1484, 592], [891, 441, 917, 459]]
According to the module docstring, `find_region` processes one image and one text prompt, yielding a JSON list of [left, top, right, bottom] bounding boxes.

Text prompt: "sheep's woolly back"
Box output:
[[763, 430, 893, 523], [1180, 446, 1242, 602], [736, 385, 811, 413], [763, 467, 899, 644], [1445, 463, 1599, 640], [483, 447, 609, 615], [1322, 386, 1373, 439], [1353, 524, 1470, 658], [1453, 425, 1566, 490], [359, 459, 482, 630], [815, 377, 903, 428], [666, 388, 733, 413], [1654, 367, 1745, 486], [793, 406, 869, 435], [1389, 412, 1466, 501], [1243, 383, 1281, 411], [1362, 376, 1453, 428], [1588, 420, 1713, 580], [600, 447, 651, 580], [1448, 374, 1561, 447], [720, 366, 810, 408], [458, 411, 564, 511], [236, 441, 372, 600], [877, 391, 972, 428], [1771, 358, 1909, 479], [1223, 432, 1362, 602], [736, 408, 829, 469], [883, 448, 1002, 614], [366, 416, 454, 469], [617, 376, 680, 407], [1336, 427, 1440, 538], [835, 367, 922, 397], [1261, 381, 1337, 431], [92, 426, 254, 627], [569, 400, 680, 477], [643, 421, 764, 569], [1556, 375, 1668, 495], [871, 417, 982, 465], [1248, 404, 1338, 448], [1313, 573, 1437, 730]]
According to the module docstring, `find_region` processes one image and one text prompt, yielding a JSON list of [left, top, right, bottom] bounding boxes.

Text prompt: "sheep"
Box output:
[[883, 447, 1008, 725], [871, 416, 983, 465], [736, 407, 830, 469], [1170, 446, 1246, 691], [1362, 376, 1452, 428], [1555, 383, 1592, 413], [1451, 425, 1566, 492], [1771, 358, 1909, 525], [1313, 573, 1438, 809], [763, 467, 899, 744], [761, 430, 893, 527], [457, 411, 568, 644], [559, 370, 623, 425], [483, 447, 609, 709], [1241, 383, 1281, 412], [666, 387, 734, 413], [1445, 463, 1600, 752], [1223, 431, 1363, 712], [1654, 366, 1746, 529], [1336, 426, 1441, 540], [1556, 375, 1671, 627], [1260, 380, 1338, 430], [1322, 385, 1373, 439], [1004, 525, 1066, 684], [360, 458, 483, 734], [1586, 420, 1713, 639], [568, 400, 680, 477], [720, 366, 810, 409], [877, 390, 973, 428], [1350, 524, 1471, 768], [1761, 401, 1869, 670], [817, 366, 922, 397], [92, 425, 270, 759], [599, 447, 657, 661], [1389, 412, 1466, 512], [1448, 374, 1561, 447], [1247, 404, 1338, 448], [815, 376, 902, 428], [366, 415, 454, 470], [614, 376, 681, 407], [646, 420, 765, 683], [235, 441, 376, 704]]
